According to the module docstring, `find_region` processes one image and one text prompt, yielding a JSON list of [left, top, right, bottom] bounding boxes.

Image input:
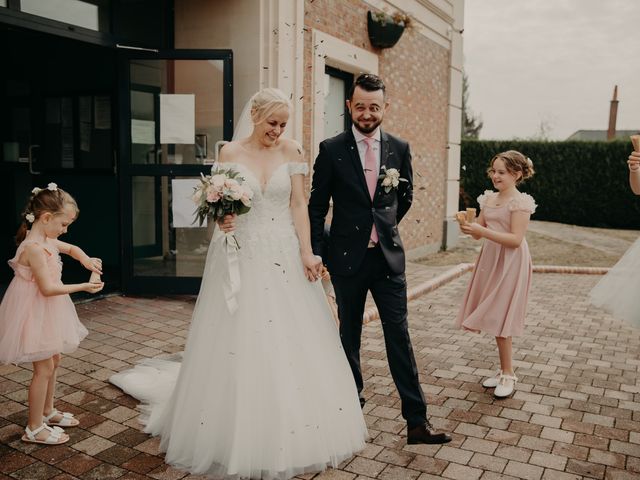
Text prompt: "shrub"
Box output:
[[460, 140, 640, 229]]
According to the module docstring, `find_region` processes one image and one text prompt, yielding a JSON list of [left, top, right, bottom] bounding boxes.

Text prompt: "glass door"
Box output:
[[119, 49, 233, 294], [0, 26, 118, 298]]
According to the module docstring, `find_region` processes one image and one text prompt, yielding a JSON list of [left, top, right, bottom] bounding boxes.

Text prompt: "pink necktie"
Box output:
[[364, 137, 379, 244]]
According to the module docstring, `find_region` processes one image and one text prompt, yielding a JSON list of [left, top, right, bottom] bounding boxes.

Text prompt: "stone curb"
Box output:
[[532, 264, 610, 274], [363, 263, 473, 323]]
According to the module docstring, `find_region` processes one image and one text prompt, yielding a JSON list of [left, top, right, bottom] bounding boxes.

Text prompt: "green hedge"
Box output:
[[460, 140, 640, 229]]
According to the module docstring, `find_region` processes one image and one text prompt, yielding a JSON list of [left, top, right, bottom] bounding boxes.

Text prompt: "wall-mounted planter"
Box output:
[[367, 10, 406, 49]]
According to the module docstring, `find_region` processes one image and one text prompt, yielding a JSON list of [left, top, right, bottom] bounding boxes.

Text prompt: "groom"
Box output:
[[309, 73, 451, 444]]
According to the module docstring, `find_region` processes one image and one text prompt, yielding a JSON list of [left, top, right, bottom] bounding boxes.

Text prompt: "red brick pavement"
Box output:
[[1, 266, 639, 479]]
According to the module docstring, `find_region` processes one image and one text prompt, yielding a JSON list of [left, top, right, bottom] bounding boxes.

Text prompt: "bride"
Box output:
[[110, 88, 368, 479]]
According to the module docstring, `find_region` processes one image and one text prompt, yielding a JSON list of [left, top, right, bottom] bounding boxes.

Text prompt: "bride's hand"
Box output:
[[217, 214, 237, 233], [301, 252, 322, 282]]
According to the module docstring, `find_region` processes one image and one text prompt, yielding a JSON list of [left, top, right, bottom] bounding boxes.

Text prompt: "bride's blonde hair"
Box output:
[[250, 88, 291, 126]]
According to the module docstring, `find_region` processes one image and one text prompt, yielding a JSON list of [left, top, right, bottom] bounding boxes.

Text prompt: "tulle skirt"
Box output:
[[111, 230, 367, 479], [589, 238, 640, 327], [0, 277, 87, 364]]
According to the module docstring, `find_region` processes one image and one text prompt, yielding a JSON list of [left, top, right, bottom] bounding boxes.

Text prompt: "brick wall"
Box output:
[[303, 0, 450, 252]]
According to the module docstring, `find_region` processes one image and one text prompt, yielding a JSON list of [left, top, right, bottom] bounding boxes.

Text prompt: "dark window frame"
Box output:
[[324, 65, 353, 132], [1, 0, 173, 49], [118, 49, 234, 295]]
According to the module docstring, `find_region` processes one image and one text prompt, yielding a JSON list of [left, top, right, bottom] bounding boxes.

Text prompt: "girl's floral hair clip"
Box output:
[[31, 183, 58, 195], [25, 213, 35, 224]]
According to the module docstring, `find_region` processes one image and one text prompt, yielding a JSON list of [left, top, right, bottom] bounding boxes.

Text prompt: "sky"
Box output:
[[463, 0, 640, 140]]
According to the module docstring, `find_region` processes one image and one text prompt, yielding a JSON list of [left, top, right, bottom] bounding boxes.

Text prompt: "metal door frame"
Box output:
[[118, 49, 233, 294]]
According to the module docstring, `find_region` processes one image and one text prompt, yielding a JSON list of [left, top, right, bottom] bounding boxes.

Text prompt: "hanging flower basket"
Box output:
[[367, 10, 407, 49]]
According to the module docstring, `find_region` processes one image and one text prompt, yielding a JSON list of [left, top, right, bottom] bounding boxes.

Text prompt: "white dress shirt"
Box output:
[[352, 125, 381, 174]]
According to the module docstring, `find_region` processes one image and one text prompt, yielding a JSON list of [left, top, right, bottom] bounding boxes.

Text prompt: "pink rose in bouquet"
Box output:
[[193, 166, 254, 227]]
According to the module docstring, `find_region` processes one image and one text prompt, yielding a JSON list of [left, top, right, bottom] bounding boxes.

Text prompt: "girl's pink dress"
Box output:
[[0, 239, 88, 364], [455, 190, 537, 337]]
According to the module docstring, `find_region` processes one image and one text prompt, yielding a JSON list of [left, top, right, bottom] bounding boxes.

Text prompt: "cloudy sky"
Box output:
[[463, 0, 640, 140]]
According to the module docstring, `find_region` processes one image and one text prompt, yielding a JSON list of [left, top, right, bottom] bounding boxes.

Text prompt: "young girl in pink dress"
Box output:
[[0, 184, 104, 445], [455, 151, 536, 398]]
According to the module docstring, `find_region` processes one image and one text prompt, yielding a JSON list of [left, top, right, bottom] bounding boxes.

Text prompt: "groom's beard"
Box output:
[[352, 117, 382, 135]]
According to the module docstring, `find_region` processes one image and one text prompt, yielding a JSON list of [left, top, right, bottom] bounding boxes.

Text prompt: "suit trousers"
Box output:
[[330, 246, 427, 428]]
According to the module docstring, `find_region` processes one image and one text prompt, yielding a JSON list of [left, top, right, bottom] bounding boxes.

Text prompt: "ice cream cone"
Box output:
[[466, 208, 476, 223], [631, 135, 640, 152], [89, 272, 101, 284]]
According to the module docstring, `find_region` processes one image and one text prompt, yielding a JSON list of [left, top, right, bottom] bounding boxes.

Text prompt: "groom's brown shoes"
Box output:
[[407, 420, 452, 445]]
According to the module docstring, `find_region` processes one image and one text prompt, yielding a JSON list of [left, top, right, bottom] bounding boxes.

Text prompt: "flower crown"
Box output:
[[24, 183, 58, 224]]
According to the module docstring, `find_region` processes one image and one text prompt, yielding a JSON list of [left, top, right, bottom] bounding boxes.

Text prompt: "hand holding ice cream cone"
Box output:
[[455, 211, 467, 224], [466, 208, 476, 223], [455, 208, 477, 226]]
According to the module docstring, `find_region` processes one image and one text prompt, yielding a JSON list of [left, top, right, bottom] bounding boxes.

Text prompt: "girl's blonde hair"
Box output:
[[16, 187, 79, 245], [250, 88, 291, 126], [488, 150, 535, 185]]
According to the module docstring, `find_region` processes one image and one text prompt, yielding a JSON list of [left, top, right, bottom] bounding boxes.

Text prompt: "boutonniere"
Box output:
[[378, 166, 408, 193]]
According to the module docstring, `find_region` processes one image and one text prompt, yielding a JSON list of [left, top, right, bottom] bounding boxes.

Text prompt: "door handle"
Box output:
[[28, 145, 41, 175]]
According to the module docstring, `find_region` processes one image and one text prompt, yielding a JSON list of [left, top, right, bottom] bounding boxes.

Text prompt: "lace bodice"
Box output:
[[215, 162, 308, 253], [476, 190, 536, 235], [477, 190, 537, 214]]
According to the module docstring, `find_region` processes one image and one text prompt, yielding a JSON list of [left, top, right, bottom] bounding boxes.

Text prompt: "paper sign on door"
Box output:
[[160, 94, 195, 144]]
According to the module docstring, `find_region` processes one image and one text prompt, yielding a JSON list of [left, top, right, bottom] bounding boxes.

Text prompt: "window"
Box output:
[[311, 29, 377, 160], [20, 0, 109, 32], [323, 66, 353, 140]]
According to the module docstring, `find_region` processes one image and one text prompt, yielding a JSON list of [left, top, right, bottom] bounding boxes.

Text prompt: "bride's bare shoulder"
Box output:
[[218, 141, 244, 163], [279, 138, 304, 161]]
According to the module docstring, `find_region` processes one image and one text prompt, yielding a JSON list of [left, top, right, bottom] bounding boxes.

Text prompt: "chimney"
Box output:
[[607, 85, 619, 141]]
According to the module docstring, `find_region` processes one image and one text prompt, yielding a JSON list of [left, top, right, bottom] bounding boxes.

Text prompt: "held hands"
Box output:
[[320, 265, 331, 282], [301, 252, 323, 282], [217, 214, 237, 233], [628, 151, 640, 172]]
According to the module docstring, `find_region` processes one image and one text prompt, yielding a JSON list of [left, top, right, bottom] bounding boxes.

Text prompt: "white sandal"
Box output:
[[482, 370, 503, 388], [43, 409, 79, 427], [22, 424, 69, 445], [494, 373, 518, 398]]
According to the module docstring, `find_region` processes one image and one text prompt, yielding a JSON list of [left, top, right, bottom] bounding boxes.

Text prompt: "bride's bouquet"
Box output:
[[192, 166, 254, 227], [192, 166, 254, 315]]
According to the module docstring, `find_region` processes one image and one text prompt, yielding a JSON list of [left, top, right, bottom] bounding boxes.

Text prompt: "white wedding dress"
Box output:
[[589, 238, 640, 327], [111, 162, 367, 479]]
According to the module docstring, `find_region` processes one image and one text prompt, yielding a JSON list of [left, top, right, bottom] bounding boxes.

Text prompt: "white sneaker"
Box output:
[[482, 370, 502, 388], [494, 373, 518, 398]]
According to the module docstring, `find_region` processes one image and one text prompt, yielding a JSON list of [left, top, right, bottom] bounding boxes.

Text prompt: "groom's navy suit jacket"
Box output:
[[309, 129, 413, 276]]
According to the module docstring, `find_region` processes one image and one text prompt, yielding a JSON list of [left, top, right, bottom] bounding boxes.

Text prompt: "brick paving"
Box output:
[[1, 264, 639, 479]]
